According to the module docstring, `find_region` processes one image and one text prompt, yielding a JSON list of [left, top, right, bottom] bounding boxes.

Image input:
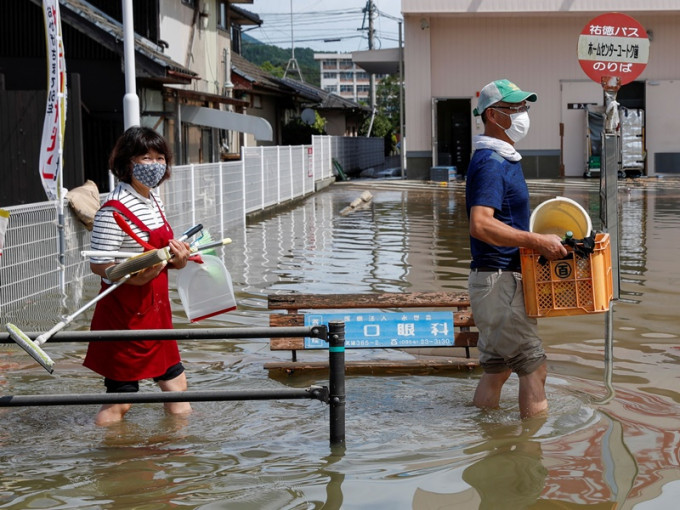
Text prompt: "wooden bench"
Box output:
[[265, 292, 479, 374]]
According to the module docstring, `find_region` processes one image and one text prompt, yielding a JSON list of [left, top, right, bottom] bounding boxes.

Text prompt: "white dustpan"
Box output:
[[176, 254, 237, 322]]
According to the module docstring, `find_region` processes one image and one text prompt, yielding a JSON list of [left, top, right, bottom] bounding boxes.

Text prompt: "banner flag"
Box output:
[[0, 209, 9, 259], [39, 0, 67, 201]]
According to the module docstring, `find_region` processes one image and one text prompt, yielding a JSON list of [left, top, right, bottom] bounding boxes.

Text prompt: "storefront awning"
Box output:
[[179, 105, 272, 141]]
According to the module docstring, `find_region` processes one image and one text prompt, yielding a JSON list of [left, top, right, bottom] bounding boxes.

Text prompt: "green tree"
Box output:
[[375, 74, 401, 129], [260, 61, 284, 77], [359, 75, 402, 155]]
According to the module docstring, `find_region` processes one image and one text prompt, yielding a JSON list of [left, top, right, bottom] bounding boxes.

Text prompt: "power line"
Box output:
[[246, 5, 401, 52]]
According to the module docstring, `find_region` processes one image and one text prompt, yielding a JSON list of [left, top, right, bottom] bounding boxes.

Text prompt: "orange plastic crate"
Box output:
[[520, 233, 613, 318]]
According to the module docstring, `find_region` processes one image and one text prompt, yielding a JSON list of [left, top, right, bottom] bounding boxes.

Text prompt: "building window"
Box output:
[[217, 1, 228, 30], [182, 0, 195, 7], [323, 60, 337, 68], [340, 72, 354, 81], [340, 85, 353, 93], [323, 72, 338, 80]]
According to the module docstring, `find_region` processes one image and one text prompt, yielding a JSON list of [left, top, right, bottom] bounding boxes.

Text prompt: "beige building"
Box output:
[[315, 53, 386, 103], [402, 1, 680, 179]]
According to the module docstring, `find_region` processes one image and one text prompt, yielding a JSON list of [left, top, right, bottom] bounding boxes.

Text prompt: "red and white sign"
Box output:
[[39, 0, 67, 201], [577, 12, 649, 86]]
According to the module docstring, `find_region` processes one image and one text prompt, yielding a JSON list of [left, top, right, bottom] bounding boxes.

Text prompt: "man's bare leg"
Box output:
[[473, 369, 511, 410], [518, 363, 548, 419]]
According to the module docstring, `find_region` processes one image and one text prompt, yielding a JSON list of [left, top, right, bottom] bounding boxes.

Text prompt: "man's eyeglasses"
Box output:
[[492, 105, 530, 113]]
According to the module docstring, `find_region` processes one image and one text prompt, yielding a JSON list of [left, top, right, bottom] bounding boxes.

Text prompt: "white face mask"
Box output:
[[495, 110, 530, 143]]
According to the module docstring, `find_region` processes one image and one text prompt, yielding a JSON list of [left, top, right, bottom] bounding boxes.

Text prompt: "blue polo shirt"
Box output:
[[465, 149, 530, 270]]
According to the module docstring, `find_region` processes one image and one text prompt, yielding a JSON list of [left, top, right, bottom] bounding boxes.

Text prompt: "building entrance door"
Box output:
[[432, 98, 471, 177]]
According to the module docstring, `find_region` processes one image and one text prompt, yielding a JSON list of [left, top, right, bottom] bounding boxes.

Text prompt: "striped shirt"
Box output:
[[90, 182, 167, 264]]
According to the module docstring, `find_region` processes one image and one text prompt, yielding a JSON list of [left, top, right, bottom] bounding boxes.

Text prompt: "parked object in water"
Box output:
[[339, 191, 373, 215], [374, 167, 404, 179], [359, 168, 376, 178]]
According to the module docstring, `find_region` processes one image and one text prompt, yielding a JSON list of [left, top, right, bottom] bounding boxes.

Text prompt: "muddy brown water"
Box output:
[[1, 178, 679, 509]]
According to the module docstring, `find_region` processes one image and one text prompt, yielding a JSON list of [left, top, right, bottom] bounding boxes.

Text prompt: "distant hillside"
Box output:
[[241, 33, 320, 88]]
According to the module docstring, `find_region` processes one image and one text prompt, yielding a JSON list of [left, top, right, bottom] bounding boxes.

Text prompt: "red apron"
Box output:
[[83, 200, 180, 381]]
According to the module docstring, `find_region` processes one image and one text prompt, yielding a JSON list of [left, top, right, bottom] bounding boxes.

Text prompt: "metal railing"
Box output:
[[0, 322, 347, 447], [0, 136, 384, 317]]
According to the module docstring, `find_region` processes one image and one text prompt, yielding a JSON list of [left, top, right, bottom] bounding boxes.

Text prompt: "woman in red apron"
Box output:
[[84, 127, 192, 425]]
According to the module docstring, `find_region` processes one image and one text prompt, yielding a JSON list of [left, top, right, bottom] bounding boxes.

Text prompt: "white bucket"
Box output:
[[176, 255, 237, 322], [529, 196, 592, 238]]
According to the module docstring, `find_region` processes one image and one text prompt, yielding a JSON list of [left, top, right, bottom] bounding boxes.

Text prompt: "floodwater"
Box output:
[[1, 177, 680, 509]]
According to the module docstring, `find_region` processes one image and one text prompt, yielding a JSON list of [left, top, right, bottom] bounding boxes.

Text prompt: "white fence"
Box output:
[[0, 136, 383, 318]]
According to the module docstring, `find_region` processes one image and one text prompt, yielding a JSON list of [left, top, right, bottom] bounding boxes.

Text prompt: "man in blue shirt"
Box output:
[[466, 79, 567, 419]]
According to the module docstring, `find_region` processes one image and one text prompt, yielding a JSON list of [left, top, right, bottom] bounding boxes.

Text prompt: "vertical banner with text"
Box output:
[[39, 0, 67, 201]]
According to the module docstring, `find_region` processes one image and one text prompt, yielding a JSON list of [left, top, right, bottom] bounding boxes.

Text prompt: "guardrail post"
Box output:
[[328, 320, 346, 447]]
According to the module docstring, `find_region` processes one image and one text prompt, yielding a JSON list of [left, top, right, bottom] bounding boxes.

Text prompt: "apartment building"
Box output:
[[314, 53, 385, 104]]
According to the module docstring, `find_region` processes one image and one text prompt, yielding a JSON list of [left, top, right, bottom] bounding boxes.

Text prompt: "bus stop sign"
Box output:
[[577, 12, 649, 85]]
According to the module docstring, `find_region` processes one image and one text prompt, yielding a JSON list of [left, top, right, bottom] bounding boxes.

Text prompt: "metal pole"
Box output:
[[0, 326, 328, 343], [0, 387, 327, 407], [399, 20, 405, 178], [122, 0, 140, 129], [328, 321, 346, 447], [599, 76, 620, 403]]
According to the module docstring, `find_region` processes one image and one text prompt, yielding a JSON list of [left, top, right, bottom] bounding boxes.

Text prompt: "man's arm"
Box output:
[[470, 205, 567, 260]]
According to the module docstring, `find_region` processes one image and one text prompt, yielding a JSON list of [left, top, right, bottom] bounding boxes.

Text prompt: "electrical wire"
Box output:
[[246, 3, 402, 51]]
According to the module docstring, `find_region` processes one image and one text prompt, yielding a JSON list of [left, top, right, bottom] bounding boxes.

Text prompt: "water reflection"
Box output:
[[461, 418, 548, 509]]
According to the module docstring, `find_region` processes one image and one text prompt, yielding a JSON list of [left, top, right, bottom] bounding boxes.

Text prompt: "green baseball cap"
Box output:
[[473, 79, 537, 116]]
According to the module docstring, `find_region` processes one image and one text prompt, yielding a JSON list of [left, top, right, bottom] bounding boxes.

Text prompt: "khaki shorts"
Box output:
[[468, 270, 546, 376]]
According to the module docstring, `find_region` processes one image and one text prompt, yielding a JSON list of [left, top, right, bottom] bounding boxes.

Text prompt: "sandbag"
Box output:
[[66, 180, 101, 231]]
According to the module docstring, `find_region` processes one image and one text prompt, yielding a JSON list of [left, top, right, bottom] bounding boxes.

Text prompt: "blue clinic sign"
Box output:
[[303, 311, 455, 349]]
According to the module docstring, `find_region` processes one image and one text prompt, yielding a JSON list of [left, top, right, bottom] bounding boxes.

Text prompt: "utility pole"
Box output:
[[122, 0, 140, 129], [367, 0, 376, 111]]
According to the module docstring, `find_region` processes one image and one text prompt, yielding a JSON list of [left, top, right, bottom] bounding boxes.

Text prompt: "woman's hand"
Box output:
[[167, 238, 191, 270]]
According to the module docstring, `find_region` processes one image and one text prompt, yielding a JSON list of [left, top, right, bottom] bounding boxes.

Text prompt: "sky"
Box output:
[[243, 0, 403, 54]]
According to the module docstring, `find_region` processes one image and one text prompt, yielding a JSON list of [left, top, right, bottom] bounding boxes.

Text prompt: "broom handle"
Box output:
[[34, 274, 132, 346], [32, 226, 205, 349], [81, 225, 204, 259]]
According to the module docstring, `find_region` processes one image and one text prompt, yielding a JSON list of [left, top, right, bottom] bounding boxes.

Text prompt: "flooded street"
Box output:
[[1, 177, 680, 509]]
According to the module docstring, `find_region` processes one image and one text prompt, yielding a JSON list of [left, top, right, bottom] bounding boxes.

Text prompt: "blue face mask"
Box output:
[[132, 162, 166, 188]]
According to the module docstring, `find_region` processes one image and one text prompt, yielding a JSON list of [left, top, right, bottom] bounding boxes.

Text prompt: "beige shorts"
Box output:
[[468, 269, 546, 376]]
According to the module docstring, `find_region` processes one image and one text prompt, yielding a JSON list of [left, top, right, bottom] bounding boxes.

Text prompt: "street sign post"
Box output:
[[577, 12, 649, 372]]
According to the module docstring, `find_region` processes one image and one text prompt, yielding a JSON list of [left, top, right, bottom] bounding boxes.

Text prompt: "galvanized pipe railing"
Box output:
[[0, 323, 346, 447], [0, 326, 327, 343]]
